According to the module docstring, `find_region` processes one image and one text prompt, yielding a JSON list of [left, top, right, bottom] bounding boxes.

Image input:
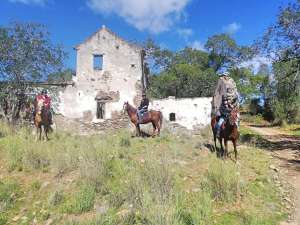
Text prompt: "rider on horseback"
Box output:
[[212, 71, 239, 138], [137, 91, 149, 124], [34, 89, 53, 125]]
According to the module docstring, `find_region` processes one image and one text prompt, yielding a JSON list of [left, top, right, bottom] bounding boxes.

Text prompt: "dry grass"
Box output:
[[0, 121, 287, 225]]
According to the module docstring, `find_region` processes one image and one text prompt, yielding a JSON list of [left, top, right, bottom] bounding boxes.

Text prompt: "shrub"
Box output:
[[178, 191, 213, 225], [30, 180, 41, 191], [119, 136, 131, 147], [0, 180, 20, 212], [62, 185, 95, 214], [0, 214, 7, 225], [202, 160, 239, 202], [48, 190, 64, 206]]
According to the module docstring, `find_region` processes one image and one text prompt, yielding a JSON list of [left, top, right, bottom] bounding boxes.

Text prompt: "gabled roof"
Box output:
[[74, 25, 142, 51]]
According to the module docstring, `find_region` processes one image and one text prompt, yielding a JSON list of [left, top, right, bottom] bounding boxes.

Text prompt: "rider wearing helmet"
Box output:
[[137, 91, 149, 124]]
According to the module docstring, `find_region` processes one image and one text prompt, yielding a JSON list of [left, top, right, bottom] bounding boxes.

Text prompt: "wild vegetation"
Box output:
[[145, 0, 299, 125], [0, 122, 288, 225]]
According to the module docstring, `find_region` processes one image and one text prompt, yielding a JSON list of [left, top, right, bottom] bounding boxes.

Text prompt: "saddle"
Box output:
[[216, 116, 227, 129], [138, 111, 150, 123]]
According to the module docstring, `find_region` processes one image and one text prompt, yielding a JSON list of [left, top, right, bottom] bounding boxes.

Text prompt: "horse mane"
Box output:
[[126, 102, 137, 113], [229, 108, 239, 126]]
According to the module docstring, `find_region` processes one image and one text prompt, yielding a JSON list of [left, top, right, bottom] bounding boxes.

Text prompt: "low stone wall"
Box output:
[[150, 97, 212, 130]]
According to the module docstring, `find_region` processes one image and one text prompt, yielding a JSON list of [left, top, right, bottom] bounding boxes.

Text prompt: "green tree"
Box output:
[[47, 69, 74, 83], [258, 0, 300, 123], [205, 34, 253, 71], [0, 22, 66, 122]]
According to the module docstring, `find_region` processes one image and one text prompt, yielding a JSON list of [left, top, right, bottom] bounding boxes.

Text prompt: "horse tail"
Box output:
[[159, 111, 163, 128]]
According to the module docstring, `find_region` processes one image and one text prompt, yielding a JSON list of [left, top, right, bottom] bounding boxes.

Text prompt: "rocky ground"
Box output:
[[246, 125, 300, 225]]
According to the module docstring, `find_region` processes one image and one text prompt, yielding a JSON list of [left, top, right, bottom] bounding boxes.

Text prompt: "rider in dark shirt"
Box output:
[[137, 92, 149, 123]]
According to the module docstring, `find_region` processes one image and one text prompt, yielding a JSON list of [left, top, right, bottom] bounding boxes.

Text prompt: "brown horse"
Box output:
[[34, 100, 51, 141], [211, 109, 239, 161], [123, 102, 163, 137]]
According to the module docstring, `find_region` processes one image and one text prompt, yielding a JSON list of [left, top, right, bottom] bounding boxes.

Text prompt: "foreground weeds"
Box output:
[[0, 122, 287, 225]]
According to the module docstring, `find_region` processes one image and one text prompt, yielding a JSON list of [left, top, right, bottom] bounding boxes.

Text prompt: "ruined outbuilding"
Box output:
[[59, 26, 148, 125], [58, 26, 212, 131]]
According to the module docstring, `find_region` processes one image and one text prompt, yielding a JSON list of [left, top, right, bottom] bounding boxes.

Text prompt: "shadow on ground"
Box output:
[[240, 126, 300, 169]]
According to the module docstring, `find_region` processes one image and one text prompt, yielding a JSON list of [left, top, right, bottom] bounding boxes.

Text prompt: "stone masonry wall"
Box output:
[[58, 27, 143, 122]]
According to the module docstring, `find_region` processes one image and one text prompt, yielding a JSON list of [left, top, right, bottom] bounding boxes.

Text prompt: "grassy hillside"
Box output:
[[0, 123, 287, 225]]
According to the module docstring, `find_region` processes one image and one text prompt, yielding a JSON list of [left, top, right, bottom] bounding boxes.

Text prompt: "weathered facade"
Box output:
[[59, 26, 147, 123], [58, 26, 212, 131], [151, 97, 212, 130]]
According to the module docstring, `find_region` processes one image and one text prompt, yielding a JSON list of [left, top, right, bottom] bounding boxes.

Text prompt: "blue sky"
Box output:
[[0, 0, 292, 69]]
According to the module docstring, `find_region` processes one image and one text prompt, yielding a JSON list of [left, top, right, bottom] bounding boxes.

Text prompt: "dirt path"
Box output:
[[246, 125, 300, 225]]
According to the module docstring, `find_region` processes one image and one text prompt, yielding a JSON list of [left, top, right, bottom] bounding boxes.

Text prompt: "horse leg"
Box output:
[[232, 139, 238, 162], [151, 122, 156, 137], [219, 138, 224, 158], [45, 126, 49, 141], [213, 133, 217, 152], [39, 126, 42, 141], [224, 139, 228, 159], [41, 126, 45, 141], [35, 126, 39, 142], [136, 124, 141, 137]]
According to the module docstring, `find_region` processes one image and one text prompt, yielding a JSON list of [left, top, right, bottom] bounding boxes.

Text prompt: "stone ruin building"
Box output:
[[59, 26, 148, 128], [58, 26, 212, 131]]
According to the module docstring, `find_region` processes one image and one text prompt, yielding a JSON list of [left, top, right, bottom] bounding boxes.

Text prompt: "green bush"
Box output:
[[0, 214, 7, 225], [202, 160, 239, 202], [0, 180, 20, 212], [62, 185, 95, 214]]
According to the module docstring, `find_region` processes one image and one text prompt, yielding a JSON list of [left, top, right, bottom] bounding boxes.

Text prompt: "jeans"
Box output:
[[138, 108, 147, 122], [216, 117, 225, 130]]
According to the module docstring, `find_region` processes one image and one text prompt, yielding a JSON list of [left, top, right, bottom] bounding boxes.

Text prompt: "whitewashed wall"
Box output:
[[58, 27, 143, 120], [151, 97, 212, 130]]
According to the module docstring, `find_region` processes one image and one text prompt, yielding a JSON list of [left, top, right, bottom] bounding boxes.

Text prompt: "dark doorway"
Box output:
[[96, 101, 105, 119], [169, 113, 176, 121]]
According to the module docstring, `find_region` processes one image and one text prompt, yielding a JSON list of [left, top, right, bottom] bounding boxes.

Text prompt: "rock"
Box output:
[[41, 181, 50, 189], [116, 209, 130, 218], [45, 218, 53, 225], [21, 216, 28, 221], [12, 215, 21, 222], [32, 217, 38, 224], [270, 164, 279, 172], [283, 197, 292, 203], [95, 205, 109, 215], [192, 188, 200, 192]]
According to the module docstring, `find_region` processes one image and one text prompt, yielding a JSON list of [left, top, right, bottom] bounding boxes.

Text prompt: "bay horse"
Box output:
[[34, 100, 51, 141], [123, 102, 163, 137], [211, 109, 239, 161]]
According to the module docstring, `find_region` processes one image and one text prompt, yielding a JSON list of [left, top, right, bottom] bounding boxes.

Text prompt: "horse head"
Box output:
[[229, 109, 239, 126], [36, 100, 44, 115], [123, 101, 129, 113]]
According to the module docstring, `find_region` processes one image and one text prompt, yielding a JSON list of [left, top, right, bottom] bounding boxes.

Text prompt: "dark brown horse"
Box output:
[[211, 109, 239, 160], [34, 100, 51, 141], [123, 102, 163, 137]]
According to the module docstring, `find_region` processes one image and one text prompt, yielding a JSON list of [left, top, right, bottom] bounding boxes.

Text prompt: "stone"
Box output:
[[45, 218, 53, 225], [95, 205, 109, 215], [12, 215, 21, 222], [270, 164, 279, 172]]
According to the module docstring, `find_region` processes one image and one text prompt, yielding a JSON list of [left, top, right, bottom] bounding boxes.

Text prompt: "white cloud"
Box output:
[[240, 56, 272, 74], [189, 40, 205, 51], [9, 0, 47, 5], [87, 0, 191, 33], [177, 28, 193, 40], [222, 22, 241, 35]]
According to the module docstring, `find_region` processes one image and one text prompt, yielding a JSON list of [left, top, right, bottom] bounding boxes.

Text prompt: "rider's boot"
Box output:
[[216, 128, 221, 138]]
